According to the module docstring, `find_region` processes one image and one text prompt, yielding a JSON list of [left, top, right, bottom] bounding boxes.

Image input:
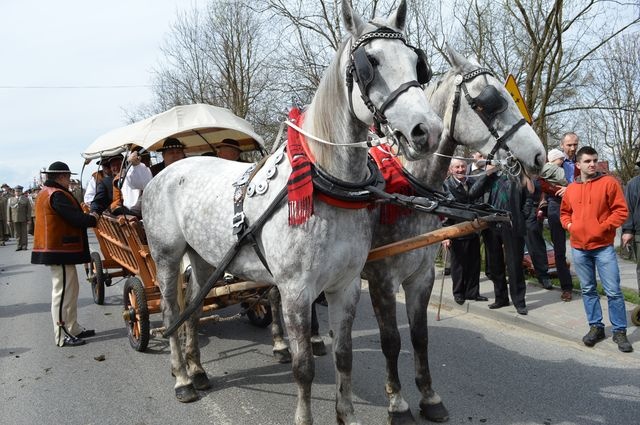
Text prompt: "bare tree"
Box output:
[[579, 33, 640, 181]]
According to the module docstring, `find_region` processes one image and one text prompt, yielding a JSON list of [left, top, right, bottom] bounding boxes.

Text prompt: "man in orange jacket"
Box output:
[[31, 161, 99, 347], [560, 146, 632, 352]]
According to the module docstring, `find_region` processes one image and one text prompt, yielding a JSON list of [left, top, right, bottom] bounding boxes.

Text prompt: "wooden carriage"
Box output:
[[82, 104, 274, 352]]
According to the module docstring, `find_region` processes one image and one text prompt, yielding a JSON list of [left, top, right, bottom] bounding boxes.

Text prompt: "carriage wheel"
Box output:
[[123, 277, 150, 352], [243, 301, 272, 328], [631, 305, 640, 327], [88, 252, 105, 305]]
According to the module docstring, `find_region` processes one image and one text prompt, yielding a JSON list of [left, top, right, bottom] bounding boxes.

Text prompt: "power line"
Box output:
[[0, 84, 152, 89]]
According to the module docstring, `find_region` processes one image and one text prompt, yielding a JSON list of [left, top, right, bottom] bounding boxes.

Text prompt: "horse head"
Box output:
[[339, 0, 442, 160], [436, 45, 545, 176]]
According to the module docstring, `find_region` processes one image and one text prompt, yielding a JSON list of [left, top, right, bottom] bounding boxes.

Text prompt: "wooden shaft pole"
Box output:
[[366, 219, 490, 262]]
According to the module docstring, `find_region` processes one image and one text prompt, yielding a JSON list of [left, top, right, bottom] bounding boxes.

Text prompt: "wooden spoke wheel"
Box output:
[[88, 252, 105, 305], [123, 277, 150, 352], [631, 305, 640, 327], [243, 301, 272, 328]]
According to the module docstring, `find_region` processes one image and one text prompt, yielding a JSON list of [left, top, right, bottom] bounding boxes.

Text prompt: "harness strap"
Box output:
[[163, 186, 288, 338], [487, 118, 526, 161], [379, 80, 421, 114]]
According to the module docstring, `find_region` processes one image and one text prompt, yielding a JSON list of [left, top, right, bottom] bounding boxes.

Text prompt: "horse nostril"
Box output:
[[411, 123, 429, 146], [535, 152, 545, 168]]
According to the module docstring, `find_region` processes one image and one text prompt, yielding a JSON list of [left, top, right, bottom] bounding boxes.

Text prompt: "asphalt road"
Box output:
[[1, 241, 639, 425]]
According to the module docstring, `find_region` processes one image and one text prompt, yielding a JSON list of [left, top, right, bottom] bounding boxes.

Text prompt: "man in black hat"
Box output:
[[622, 157, 640, 295], [90, 154, 123, 214], [216, 138, 242, 161], [150, 137, 186, 176], [8, 184, 31, 250], [83, 157, 113, 205], [32, 161, 99, 347]]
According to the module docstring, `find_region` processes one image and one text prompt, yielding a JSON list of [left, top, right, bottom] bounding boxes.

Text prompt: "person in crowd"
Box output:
[[83, 158, 112, 206], [28, 187, 39, 236], [0, 184, 9, 245], [91, 154, 123, 214], [111, 149, 153, 217], [523, 177, 554, 289], [216, 139, 243, 161], [560, 146, 632, 352], [475, 163, 532, 315], [69, 179, 84, 204], [150, 137, 186, 176], [622, 157, 640, 295], [467, 151, 492, 278], [540, 132, 579, 301], [31, 161, 99, 347], [8, 185, 31, 250], [441, 158, 490, 305]]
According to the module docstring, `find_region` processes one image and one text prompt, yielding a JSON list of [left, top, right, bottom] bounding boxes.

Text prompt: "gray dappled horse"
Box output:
[[361, 47, 546, 424], [270, 47, 547, 425], [142, 1, 442, 424]]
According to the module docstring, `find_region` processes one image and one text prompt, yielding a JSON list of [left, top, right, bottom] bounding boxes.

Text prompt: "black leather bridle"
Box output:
[[346, 27, 432, 135], [448, 68, 526, 161]]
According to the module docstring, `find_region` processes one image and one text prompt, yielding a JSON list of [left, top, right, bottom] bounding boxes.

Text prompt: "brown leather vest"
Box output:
[[33, 187, 85, 255]]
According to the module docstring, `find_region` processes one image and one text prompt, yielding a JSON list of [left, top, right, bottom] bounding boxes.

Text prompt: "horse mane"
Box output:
[[303, 39, 352, 168]]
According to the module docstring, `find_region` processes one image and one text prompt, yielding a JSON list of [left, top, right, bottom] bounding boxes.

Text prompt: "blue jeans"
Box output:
[[571, 245, 627, 332]]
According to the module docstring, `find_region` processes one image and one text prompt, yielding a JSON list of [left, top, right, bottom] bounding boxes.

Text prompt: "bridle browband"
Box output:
[[346, 27, 432, 147], [448, 68, 527, 167]]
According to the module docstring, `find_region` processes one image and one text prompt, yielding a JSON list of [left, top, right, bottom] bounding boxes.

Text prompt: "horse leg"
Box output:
[[157, 254, 198, 402], [325, 278, 361, 425], [183, 253, 213, 390], [311, 302, 327, 356], [368, 279, 415, 425], [280, 290, 314, 425], [404, 269, 449, 423], [268, 286, 292, 363]]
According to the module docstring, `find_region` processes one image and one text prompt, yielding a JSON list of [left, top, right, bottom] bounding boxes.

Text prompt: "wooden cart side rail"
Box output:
[[114, 216, 156, 287], [95, 217, 141, 276]]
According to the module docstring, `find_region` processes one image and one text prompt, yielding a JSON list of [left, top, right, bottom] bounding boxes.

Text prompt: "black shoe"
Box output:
[[612, 330, 633, 353], [541, 279, 553, 290], [76, 329, 96, 338], [516, 306, 528, 315], [62, 336, 86, 347], [454, 297, 465, 305], [582, 326, 605, 347], [488, 301, 509, 309], [444, 268, 451, 276], [471, 295, 489, 301]]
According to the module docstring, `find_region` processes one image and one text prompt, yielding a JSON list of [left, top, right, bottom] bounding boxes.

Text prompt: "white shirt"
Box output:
[[84, 176, 97, 204], [122, 163, 152, 211]]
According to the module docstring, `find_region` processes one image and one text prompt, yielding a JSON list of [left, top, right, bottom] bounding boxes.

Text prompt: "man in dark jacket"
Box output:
[[150, 137, 186, 176], [32, 161, 98, 347], [90, 154, 123, 214], [478, 165, 532, 315], [622, 160, 640, 295], [441, 158, 490, 305]]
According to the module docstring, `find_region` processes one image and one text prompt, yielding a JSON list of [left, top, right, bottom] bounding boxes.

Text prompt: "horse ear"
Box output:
[[388, 0, 407, 32], [342, 0, 364, 36], [446, 44, 468, 70]]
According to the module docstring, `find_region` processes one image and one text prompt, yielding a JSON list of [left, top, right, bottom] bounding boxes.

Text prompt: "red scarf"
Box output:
[[369, 146, 414, 224], [286, 108, 314, 225]]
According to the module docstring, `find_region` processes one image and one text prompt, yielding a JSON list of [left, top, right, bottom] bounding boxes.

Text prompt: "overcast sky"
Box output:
[[0, 1, 197, 188]]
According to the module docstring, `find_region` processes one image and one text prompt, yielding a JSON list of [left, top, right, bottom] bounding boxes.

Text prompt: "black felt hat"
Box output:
[[44, 161, 77, 175], [157, 137, 186, 152], [217, 138, 242, 151], [97, 154, 124, 166]]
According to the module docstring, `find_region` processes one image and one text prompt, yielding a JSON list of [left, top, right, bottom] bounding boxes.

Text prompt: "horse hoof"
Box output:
[[273, 348, 292, 364], [420, 401, 449, 422], [191, 372, 211, 390], [175, 384, 199, 403], [312, 339, 327, 356], [388, 410, 416, 425]]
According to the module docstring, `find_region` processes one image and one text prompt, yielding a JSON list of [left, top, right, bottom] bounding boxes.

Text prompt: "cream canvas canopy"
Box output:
[[82, 104, 265, 160]]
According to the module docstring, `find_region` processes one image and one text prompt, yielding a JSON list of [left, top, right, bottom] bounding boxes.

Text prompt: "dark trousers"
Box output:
[[484, 224, 527, 308], [547, 200, 573, 291], [450, 235, 481, 299], [524, 204, 550, 281]]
